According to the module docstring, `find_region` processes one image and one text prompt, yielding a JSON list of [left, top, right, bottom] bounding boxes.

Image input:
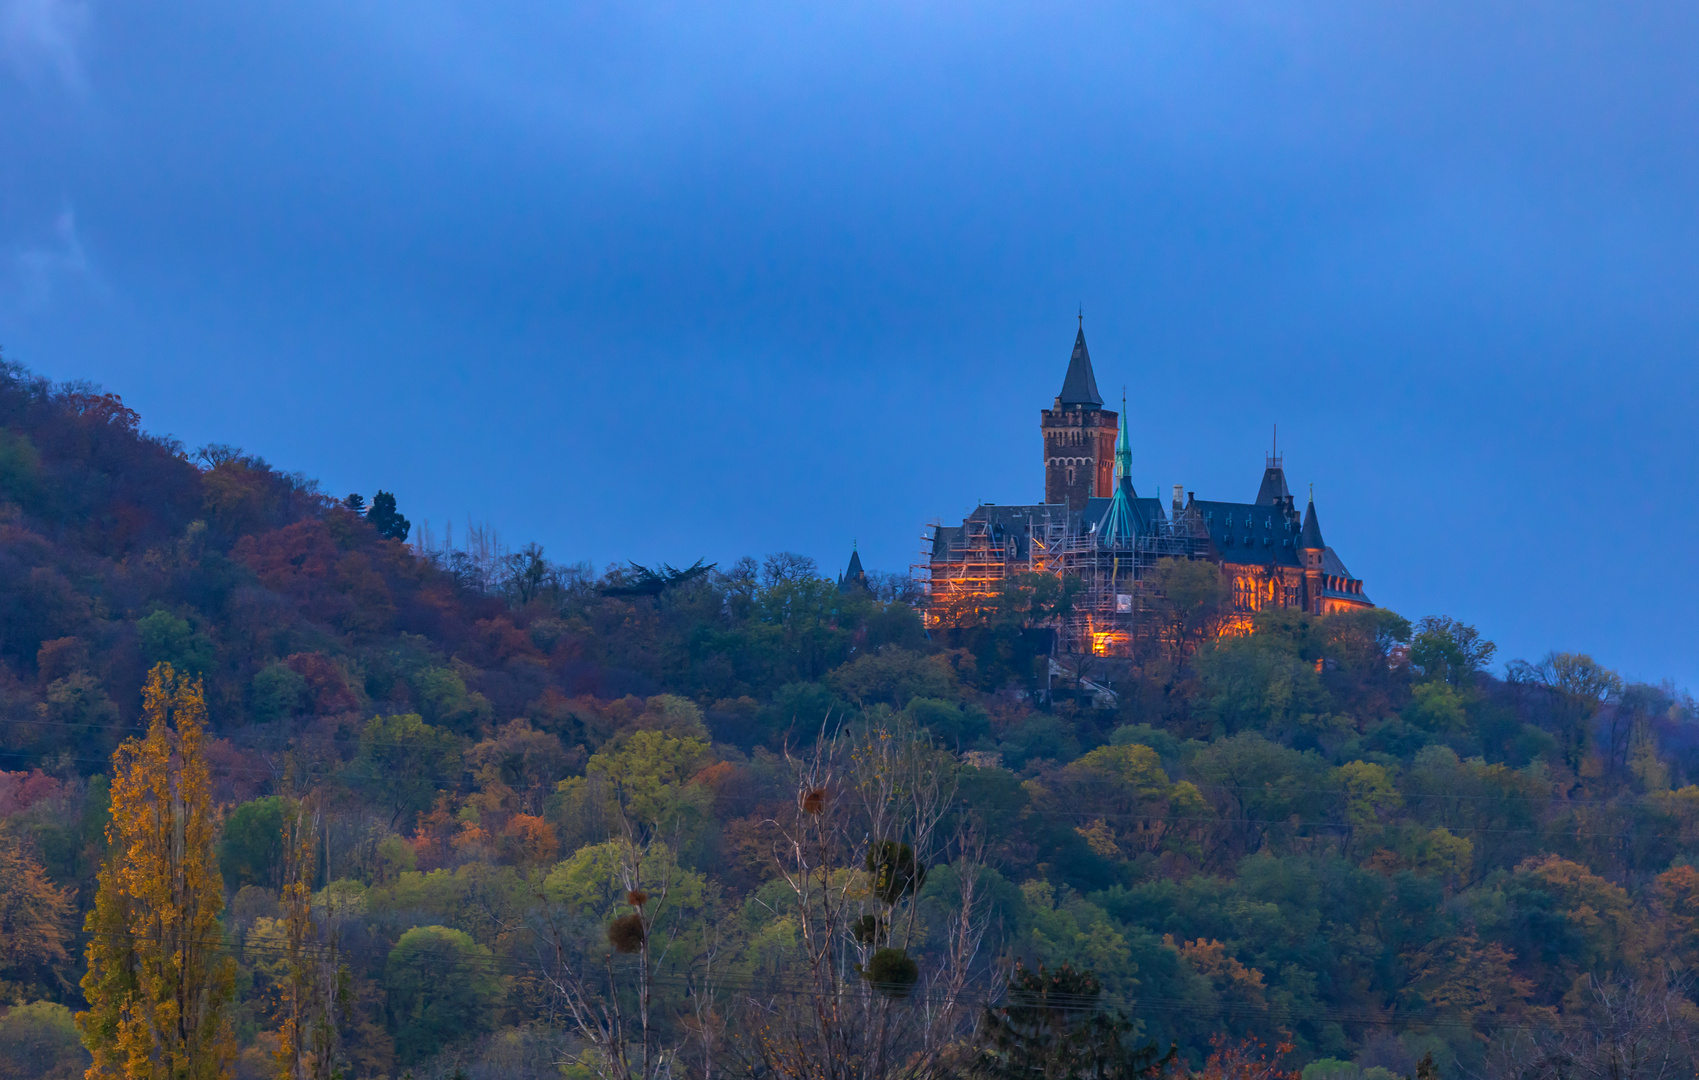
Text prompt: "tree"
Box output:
[[0, 1001, 88, 1080], [1488, 975, 1699, 1080], [971, 963, 1175, 1080], [348, 714, 460, 829], [1145, 558, 1233, 659], [731, 718, 991, 1080], [971, 964, 1182, 1080], [77, 663, 237, 1080], [343, 494, 365, 514], [538, 731, 715, 1080], [1408, 617, 1495, 687], [136, 611, 217, 677], [250, 663, 309, 724], [0, 824, 73, 1002], [365, 490, 410, 542], [218, 796, 286, 889], [384, 926, 500, 1065], [273, 802, 346, 1080], [1509, 652, 1623, 771]]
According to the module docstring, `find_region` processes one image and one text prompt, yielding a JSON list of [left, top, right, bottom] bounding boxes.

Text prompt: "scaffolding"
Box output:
[[919, 499, 1214, 656]]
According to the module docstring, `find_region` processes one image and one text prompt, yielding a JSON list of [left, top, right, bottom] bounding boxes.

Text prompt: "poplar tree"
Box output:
[[274, 802, 345, 1080], [77, 663, 237, 1080]]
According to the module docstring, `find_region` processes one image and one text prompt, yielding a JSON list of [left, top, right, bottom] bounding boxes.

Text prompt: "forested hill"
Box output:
[[2, 357, 1699, 1080]]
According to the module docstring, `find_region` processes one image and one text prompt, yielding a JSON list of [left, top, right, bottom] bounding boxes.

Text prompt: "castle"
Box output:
[[922, 323, 1372, 655]]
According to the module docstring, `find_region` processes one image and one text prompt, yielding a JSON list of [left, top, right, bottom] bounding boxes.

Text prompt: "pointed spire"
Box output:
[[1115, 390, 1132, 482], [839, 548, 869, 594], [1298, 489, 1325, 549], [1057, 323, 1104, 408]]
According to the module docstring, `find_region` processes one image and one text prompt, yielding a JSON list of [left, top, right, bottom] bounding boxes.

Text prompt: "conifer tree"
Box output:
[[77, 663, 237, 1080], [365, 490, 410, 542], [972, 963, 1175, 1080]]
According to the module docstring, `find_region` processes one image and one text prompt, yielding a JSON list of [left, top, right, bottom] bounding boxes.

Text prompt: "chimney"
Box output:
[[1172, 484, 1184, 513]]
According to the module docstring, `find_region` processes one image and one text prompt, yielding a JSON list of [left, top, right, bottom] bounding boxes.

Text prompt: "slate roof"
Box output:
[[1321, 547, 1354, 580], [1081, 492, 1165, 544], [1057, 328, 1104, 408], [838, 549, 869, 593], [1299, 499, 1325, 549], [1193, 499, 1304, 568], [1321, 547, 1370, 602], [1255, 465, 1292, 506], [931, 495, 1169, 563], [931, 504, 1058, 562]]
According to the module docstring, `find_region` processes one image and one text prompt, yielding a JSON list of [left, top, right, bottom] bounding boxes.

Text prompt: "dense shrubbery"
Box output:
[[2, 358, 1699, 1078]]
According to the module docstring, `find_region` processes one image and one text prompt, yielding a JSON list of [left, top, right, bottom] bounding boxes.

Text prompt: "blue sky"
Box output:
[[3, 1, 1697, 687]]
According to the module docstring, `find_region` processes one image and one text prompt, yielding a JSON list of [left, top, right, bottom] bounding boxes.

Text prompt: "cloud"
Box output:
[[3, 205, 96, 309], [1, 0, 89, 90]]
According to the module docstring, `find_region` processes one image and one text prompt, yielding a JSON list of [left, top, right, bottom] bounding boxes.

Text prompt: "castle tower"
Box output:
[[1298, 491, 1326, 614], [1041, 323, 1118, 511]]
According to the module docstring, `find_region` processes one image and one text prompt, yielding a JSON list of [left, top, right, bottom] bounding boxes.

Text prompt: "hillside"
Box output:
[[2, 356, 1698, 1080]]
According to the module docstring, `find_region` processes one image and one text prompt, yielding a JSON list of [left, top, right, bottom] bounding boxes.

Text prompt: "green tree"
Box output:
[[349, 713, 461, 828], [1409, 616, 1496, 687], [411, 666, 492, 733], [0, 426, 42, 506], [251, 662, 309, 723], [971, 963, 1174, 1080], [1145, 558, 1233, 657], [384, 925, 500, 1064], [1195, 631, 1335, 741], [365, 490, 411, 541], [1188, 733, 1328, 857], [1510, 652, 1623, 770], [218, 796, 286, 889], [135, 611, 217, 677], [0, 1001, 88, 1080]]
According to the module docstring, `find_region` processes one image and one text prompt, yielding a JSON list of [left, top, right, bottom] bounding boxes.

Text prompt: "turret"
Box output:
[[1298, 491, 1326, 613], [1040, 318, 1118, 511], [838, 546, 870, 595]]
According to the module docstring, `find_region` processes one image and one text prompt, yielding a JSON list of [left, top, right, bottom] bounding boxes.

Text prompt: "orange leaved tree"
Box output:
[[77, 663, 237, 1079]]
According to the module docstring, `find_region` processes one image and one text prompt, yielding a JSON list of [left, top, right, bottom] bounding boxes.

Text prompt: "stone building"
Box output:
[[924, 323, 1373, 654]]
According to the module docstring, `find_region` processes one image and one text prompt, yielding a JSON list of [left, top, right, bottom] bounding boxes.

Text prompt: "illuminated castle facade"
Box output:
[[924, 324, 1373, 654]]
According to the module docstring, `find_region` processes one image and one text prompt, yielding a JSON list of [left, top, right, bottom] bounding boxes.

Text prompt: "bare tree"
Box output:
[[730, 717, 993, 1080], [1486, 974, 1699, 1080], [532, 781, 703, 1080]]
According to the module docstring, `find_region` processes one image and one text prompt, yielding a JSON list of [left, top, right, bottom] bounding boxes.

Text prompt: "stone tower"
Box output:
[[1041, 324, 1118, 511]]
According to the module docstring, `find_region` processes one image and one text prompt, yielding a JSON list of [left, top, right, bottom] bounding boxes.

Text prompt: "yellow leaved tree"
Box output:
[[77, 663, 237, 1080]]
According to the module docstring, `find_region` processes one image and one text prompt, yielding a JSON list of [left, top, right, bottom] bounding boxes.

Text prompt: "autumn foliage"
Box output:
[[77, 664, 236, 1080]]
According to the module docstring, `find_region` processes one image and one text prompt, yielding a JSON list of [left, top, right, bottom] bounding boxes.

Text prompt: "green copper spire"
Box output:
[[1115, 390, 1132, 481]]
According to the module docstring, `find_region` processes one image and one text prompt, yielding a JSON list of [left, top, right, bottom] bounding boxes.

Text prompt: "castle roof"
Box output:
[[1299, 498, 1325, 549], [1321, 547, 1370, 602], [1058, 328, 1104, 408], [838, 548, 869, 594], [930, 497, 1167, 565], [1255, 463, 1292, 506], [1192, 499, 1303, 568]]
